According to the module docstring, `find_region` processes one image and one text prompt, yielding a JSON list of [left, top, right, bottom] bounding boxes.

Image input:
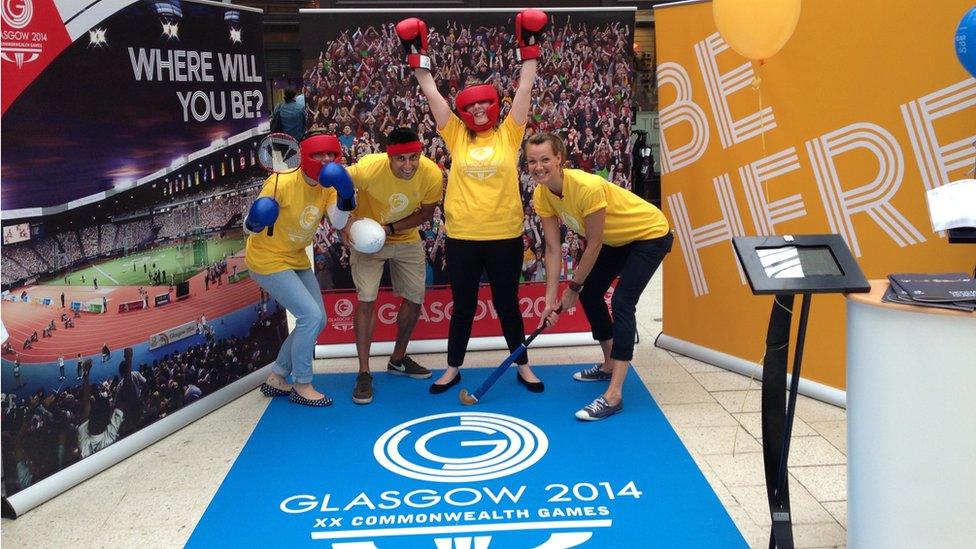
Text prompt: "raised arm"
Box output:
[[510, 60, 537, 126], [510, 9, 548, 125], [78, 359, 93, 423], [396, 18, 451, 130], [414, 70, 451, 130]]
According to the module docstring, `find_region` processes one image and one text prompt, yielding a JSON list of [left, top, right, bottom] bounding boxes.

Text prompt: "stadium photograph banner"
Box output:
[[654, 0, 975, 396], [300, 8, 637, 356], [0, 0, 284, 517]]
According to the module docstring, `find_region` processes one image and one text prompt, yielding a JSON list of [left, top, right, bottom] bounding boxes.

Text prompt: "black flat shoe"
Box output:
[[288, 388, 332, 407], [517, 372, 545, 393], [260, 383, 290, 397], [429, 373, 461, 394]]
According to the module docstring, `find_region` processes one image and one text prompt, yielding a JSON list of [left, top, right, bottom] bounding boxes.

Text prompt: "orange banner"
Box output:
[[655, 0, 975, 390]]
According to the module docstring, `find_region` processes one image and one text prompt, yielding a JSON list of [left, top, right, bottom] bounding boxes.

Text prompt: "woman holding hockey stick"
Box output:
[[529, 132, 672, 421], [396, 10, 550, 395]]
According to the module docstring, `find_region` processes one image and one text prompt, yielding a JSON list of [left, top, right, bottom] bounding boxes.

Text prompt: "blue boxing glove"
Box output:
[[319, 162, 356, 212], [244, 196, 280, 235]]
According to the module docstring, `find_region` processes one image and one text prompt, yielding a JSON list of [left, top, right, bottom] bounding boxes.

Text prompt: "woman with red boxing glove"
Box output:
[[395, 10, 550, 395]]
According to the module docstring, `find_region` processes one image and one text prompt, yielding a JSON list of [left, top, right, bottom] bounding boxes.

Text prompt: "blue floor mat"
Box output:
[[188, 364, 746, 548]]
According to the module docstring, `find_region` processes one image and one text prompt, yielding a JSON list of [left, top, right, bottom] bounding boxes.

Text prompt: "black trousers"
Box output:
[[446, 237, 527, 367], [579, 232, 673, 362]]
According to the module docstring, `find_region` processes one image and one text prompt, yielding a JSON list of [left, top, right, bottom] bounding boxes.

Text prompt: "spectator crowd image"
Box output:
[[0, 0, 287, 513], [1, 306, 286, 497], [300, 10, 636, 289], [0, 138, 287, 498]]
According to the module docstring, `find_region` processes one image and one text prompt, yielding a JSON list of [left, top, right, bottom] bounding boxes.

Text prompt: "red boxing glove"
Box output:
[[395, 17, 431, 70], [515, 9, 548, 62]]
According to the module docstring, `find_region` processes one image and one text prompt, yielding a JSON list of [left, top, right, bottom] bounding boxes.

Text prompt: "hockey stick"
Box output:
[[458, 305, 562, 405]]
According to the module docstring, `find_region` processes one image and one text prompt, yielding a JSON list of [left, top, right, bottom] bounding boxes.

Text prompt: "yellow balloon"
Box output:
[[713, 0, 801, 61]]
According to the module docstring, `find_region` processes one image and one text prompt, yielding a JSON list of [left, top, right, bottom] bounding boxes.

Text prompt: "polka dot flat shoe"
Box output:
[[289, 388, 332, 407], [260, 383, 290, 397]]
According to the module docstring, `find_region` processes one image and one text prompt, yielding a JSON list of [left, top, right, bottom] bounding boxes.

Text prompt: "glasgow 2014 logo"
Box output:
[[2, 0, 32, 28], [1, 0, 45, 68], [332, 298, 355, 331], [285, 411, 630, 547], [373, 412, 549, 483]]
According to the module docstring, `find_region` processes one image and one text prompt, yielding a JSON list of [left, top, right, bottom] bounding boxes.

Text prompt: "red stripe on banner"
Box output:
[[1, 0, 72, 114], [316, 281, 614, 345]]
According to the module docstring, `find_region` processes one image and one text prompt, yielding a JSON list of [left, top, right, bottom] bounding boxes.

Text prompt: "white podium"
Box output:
[[846, 280, 976, 548]]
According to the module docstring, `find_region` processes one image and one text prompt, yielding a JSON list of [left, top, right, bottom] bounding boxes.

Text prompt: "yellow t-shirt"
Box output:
[[439, 113, 525, 240], [245, 169, 337, 275], [533, 169, 670, 247], [347, 153, 443, 244]]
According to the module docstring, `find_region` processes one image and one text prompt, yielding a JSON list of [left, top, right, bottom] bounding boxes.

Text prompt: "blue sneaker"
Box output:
[[573, 365, 612, 382], [575, 396, 623, 421]]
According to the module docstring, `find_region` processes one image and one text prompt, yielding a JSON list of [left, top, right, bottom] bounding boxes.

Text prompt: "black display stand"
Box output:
[[947, 227, 976, 243], [732, 235, 869, 549]]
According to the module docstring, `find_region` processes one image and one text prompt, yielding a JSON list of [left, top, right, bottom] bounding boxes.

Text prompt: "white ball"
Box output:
[[349, 218, 386, 254]]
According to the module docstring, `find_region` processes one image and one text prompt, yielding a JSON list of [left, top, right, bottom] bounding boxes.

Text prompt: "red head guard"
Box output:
[[300, 134, 343, 180], [455, 84, 500, 132]]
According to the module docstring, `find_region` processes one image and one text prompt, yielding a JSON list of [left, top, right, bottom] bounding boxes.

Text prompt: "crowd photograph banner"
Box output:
[[654, 0, 975, 402], [0, 0, 284, 516], [299, 7, 638, 356]]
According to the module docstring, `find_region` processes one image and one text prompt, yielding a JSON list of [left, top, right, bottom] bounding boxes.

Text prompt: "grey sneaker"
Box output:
[[573, 365, 612, 382], [352, 372, 373, 404], [387, 355, 432, 379], [575, 396, 623, 421]]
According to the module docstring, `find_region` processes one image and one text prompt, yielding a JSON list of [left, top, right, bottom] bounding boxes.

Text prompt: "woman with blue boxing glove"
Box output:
[[244, 131, 356, 407]]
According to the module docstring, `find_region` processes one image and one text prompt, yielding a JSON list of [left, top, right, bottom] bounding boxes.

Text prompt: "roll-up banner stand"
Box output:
[[654, 0, 975, 399], [301, 8, 638, 358], [0, 0, 284, 517]]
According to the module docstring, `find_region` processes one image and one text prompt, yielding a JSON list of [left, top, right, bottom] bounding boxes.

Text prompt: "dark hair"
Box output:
[[524, 132, 568, 160], [388, 127, 420, 145], [284, 88, 297, 103]]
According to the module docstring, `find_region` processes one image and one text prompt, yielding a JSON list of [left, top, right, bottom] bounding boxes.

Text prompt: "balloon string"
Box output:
[[752, 60, 769, 207], [753, 60, 766, 154]]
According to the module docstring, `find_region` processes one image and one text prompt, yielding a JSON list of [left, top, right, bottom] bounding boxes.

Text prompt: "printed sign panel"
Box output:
[[655, 0, 975, 389], [301, 9, 638, 348], [0, 0, 285, 506]]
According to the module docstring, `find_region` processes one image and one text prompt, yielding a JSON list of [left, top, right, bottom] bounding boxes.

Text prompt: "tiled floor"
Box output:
[[0, 275, 848, 547]]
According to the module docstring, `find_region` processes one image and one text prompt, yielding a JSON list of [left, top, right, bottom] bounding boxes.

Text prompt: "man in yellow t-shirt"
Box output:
[[527, 132, 673, 421], [343, 128, 444, 404]]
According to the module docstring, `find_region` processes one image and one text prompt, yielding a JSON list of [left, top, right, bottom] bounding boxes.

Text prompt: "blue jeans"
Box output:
[[252, 268, 326, 384]]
